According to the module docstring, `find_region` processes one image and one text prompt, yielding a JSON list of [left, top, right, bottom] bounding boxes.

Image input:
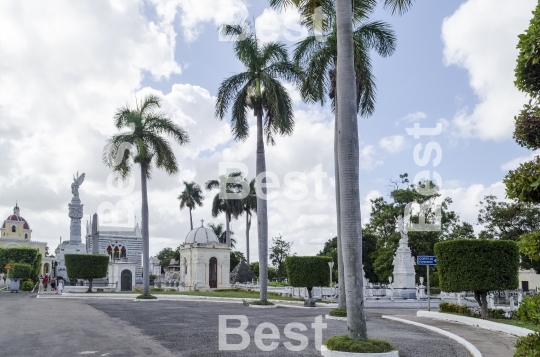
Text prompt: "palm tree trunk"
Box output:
[[189, 207, 193, 231], [225, 210, 231, 247], [246, 212, 251, 265], [335, 109, 346, 311], [336, 0, 367, 341], [140, 161, 151, 296], [256, 109, 269, 303]]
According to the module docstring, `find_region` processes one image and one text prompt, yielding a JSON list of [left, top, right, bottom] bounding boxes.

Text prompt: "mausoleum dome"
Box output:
[[185, 221, 219, 244], [3, 204, 30, 229]]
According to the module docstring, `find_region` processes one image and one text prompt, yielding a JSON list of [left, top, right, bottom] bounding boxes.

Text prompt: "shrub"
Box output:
[[435, 239, 519, 318], [515, 332, 540, 357], [65, 254, 109, 293], [149, 274, 158, 280], [285, 256, 332, 299], [20, 279, 35, 291], [439, 302, 473, 316], [325, 335, 397, 353], [11, 263, 33, 279], [329, 309, 347, 317], [0, 247, 41, 280], [515, 295, 540, 325]]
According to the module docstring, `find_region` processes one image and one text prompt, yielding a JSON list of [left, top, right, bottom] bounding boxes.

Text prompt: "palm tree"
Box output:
[[178, 181, 204, 230], [208, 222, 237, 248], [103, 94, 189, 297], [216, 24, 300, 303], [205, 172, 244, 248], [294, 3, 396, 312], [241, 179, 257, 265]]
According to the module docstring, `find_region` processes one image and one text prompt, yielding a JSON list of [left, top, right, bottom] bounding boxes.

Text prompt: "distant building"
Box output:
[[149, 256, 161, 276], [0, 204, 54, 275], [85, 215, 143, 284]]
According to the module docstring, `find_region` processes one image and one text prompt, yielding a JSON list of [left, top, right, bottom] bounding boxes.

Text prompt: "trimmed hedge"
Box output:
[[10, 263, 33, 279], [285, 256, 332, 298], [325, 336, 397, 353], [435, 240, 519, 318], [0, 247, 41, 280], [65, 254, 109, 279], [439, 302, 508, 320]]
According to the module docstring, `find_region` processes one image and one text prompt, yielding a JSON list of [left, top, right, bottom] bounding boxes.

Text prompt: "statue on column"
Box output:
[[69, 172, 85, 245]]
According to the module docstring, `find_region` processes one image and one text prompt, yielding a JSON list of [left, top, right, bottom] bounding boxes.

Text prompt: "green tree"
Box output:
[[367, 175, 464, 284], [477, 195, 540, 270], [269, 235, 292, 282], [435, 239, 519, 318], [103, 94, 189, 297], [241, 178, 257, 265], [156, 247, 180, 273], [216, 24, 300, 303], [65, 254, 109, 293], [205, 172, 244, 248], [178, 181, 204, 231], [208, 222, 237, 248]]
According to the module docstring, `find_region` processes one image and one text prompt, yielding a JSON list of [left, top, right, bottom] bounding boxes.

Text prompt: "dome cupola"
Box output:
[[184, 219, 219, 244]]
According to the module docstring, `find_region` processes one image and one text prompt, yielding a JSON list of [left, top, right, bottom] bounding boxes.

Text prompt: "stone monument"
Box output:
[[392, 216, 416, 299], [69, 173, 85, 245]]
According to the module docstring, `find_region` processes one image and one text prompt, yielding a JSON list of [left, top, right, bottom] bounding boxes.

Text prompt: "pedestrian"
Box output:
[[51, 277, 56, 291], [43, 275, 48, 289], [2, 275, 5, 284]]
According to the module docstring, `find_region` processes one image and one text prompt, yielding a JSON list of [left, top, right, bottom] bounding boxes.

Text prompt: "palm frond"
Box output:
[[215, 72, 253, 120]]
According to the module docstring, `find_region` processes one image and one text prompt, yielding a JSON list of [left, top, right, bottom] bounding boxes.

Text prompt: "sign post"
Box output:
[[328, 261, 334, 287], [417, 256, 437, 311], [4, 263, 11, 281]]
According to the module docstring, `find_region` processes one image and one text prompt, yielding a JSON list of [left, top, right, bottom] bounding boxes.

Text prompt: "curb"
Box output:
[[320, 345, 399, 357], [249, 304, 278, 309], [325, 314, 347, 321], [416, 311, 533, 337], [382, 315, 482, 357]]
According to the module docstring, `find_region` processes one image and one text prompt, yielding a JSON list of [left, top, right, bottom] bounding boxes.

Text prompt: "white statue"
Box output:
[[396, 215, 408, 244], [71, 172, 85, 198]]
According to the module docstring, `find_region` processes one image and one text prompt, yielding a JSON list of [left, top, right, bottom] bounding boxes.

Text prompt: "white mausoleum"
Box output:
[[179, 221, 230, 290]]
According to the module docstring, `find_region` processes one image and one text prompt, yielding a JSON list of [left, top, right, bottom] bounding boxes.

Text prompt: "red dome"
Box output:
[[4, 214, 30, 229]]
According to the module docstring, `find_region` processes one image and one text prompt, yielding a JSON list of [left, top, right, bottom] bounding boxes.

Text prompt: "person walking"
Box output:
[[2, 275, 6, 284], [43, 275, 48, 290]]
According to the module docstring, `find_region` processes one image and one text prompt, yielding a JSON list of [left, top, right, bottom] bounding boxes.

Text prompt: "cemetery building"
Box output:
[[85, 214, 143, 284], [0, 203, 54, 275], [178, 220, 230, 290]]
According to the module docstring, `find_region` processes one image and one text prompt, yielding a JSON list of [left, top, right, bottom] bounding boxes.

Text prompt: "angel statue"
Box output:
[[396, 215, 408, 243], [71, 172, 86, 198]]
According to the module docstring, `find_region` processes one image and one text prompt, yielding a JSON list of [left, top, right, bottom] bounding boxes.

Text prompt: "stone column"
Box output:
[[68, 196, 84, 245]]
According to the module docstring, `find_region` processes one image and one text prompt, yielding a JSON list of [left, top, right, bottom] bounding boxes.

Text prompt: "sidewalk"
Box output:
[[390, 315, 518, 357]]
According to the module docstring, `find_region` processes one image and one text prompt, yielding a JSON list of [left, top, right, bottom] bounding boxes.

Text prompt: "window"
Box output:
[[11, 225, 16, 233], [24, 234, 28, 239], [121, 246, 126, 258], [106, 245, 112, 259]]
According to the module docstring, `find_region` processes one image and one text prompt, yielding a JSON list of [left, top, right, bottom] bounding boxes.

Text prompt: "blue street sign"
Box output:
[[417, 256, 437, 265]]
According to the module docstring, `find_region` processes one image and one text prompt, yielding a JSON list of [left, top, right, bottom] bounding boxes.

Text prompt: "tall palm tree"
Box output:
[[178, 181, 204, 230], [271, 0, 413, 340], [208, 222, 237, 248], [205, 172, 244, 248], [294, 3, 396, 312], [241, 178, 257, 265], [216, 24, 301, 302], [103, 94, 189, 297]]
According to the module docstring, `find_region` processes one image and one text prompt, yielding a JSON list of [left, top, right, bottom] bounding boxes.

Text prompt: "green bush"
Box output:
[[435, 239, 519, 317], [439, 302, 473, 316], [20, 279, 35, 291], [515, 332, 540, 357], [515, 295, 540, 325], [11, 263, 33, 279], [0, 247, 41, 280], [515, 1, 540, 95], [329, 308, 347, 317], [325, 335, 397, 353], [285, 256, 332, 298], [65, 254, 109, 292]]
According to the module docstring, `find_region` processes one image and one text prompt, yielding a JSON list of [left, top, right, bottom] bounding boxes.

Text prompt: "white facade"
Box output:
[[392, 217, 416, 299], [85, 215, 143, 284], [178, 224, 230, 290], [108, 262, 136, 291], [519, 269, 540, 291]]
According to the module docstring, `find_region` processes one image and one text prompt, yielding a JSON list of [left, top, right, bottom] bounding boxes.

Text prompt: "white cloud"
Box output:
[[379, 135, 407, 154], [442, 0, 535, 141], [399, 111, 427, 122], [500, 151, 539, 171], [149, 0, 249, 42]]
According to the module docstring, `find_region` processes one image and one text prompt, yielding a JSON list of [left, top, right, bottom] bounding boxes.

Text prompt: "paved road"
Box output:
[[394, 315, 519, 357], [1, 293, 471, 357]]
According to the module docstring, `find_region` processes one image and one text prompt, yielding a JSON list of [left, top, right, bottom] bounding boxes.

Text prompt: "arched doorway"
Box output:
[[121, 270, 132, 291], [43, 263, 50, 275], [209, 257, 217, 289]]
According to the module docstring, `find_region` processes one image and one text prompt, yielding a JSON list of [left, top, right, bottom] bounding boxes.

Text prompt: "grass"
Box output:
[[325, 335, 397, 353], [493, 319, 540, 332], [249, 300, 275, 306], [136, 294, 157, 299], [329, 308, 347, 317]]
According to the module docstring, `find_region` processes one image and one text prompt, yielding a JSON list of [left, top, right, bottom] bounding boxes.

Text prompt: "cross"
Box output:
[[201, 219, 204, 227]]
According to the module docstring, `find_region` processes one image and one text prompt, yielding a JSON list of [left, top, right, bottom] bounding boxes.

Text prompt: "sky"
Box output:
[[0, 0, 537, 260]]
